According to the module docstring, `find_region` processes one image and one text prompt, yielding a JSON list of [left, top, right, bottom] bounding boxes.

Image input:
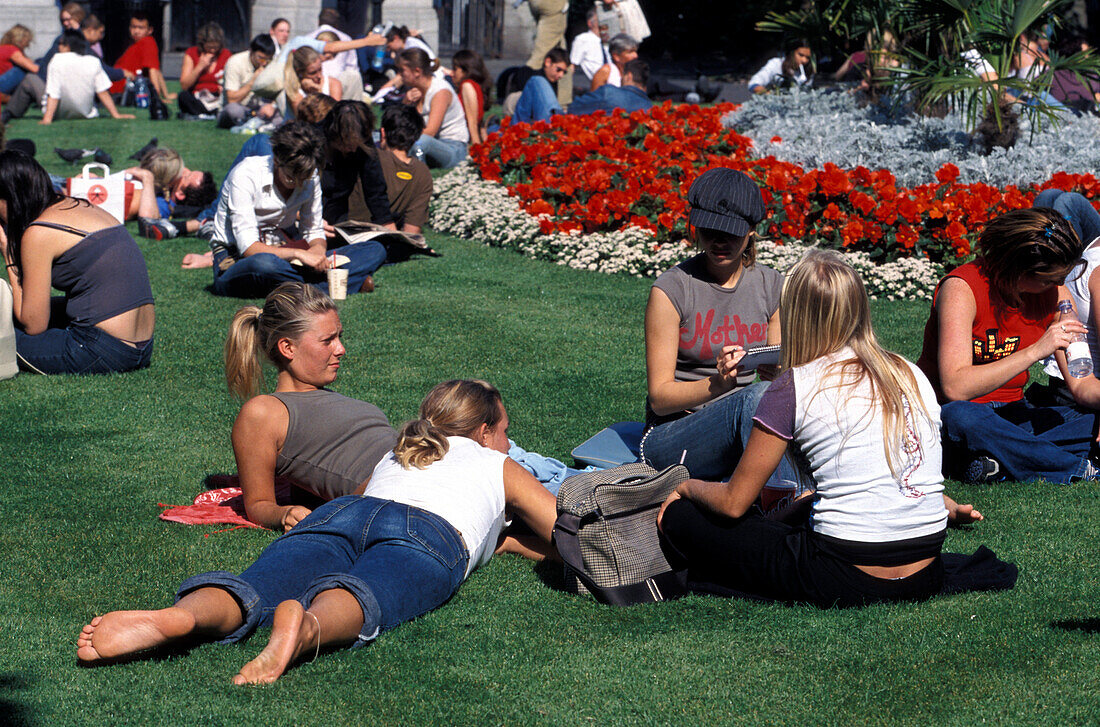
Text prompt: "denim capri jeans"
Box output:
[[177, 496, 470, 646]]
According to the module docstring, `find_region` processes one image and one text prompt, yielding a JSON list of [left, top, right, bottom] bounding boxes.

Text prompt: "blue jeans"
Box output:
[[941, 398, 1096, 483], [513, 75, 561, 122], [641, 381, 812, 488], [0, 66, 26, 95], [413, 134, 467, 169], [211, 241, 387, 298], [15, 297, 153, 374], [177, 496, 469, 646], [1033, 189, 1100, 245]]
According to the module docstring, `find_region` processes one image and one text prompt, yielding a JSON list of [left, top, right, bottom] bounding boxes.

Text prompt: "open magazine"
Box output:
[[332, 221, 440, 261]]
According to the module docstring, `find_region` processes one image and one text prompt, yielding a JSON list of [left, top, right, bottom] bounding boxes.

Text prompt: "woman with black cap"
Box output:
[[640, 167, 803, 487]]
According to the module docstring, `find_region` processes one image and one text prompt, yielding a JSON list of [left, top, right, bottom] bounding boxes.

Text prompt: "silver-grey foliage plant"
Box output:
[[723, 89, 1100, 188]]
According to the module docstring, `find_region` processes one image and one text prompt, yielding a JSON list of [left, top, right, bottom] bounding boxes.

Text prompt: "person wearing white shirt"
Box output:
[[40, 30, 133, 124], [571, 8, 609, 93], [210, 123, 386, 298], [310, 8, 364, 101], [748, 43, 814, 94]]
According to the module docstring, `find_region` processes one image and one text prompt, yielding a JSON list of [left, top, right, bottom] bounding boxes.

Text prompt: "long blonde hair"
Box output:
[[780, 250, 933, 479], [224, 282, 336, 400], [285, 45, 322, 101], [394, 380, 504, 469]]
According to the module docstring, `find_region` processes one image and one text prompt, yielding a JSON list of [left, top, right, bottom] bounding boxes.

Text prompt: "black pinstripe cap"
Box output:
[[687, 168, 765, 237]]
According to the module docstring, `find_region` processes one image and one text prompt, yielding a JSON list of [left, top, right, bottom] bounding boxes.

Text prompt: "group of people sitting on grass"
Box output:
[[30, 162, 1086, 683]]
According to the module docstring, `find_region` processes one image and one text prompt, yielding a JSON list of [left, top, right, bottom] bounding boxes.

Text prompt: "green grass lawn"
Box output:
[[2, 112, 1099, 726]]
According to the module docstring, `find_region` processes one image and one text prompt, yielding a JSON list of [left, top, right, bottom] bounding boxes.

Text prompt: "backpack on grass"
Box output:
[[553, 462, 689, 606]]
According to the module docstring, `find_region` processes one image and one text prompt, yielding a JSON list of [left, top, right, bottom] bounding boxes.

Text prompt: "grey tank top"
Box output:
[[271, 390, 398, 501]]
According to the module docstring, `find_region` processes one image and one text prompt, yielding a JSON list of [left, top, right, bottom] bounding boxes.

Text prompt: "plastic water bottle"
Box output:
[[1058, 299, 1093, 378], [134, 70, 150, 109], [372, 47, 385, 71]]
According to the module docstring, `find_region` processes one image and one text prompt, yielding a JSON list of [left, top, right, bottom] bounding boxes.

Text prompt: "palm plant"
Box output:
[[889, 0, 1099, 140]]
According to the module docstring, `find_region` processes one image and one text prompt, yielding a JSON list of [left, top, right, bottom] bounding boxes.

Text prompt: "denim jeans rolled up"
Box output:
[[211, 241, 387, 299], [15, 296, 153, 375], [412, 134, 468, 169], [176, 496, 469, 646], [1033, 189, 1100, 245], [641, 380, 812, 489], [940, 398, 1097, 483]]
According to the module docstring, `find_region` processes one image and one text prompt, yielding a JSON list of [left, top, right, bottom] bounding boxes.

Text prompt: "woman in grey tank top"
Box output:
[[223, 282, 397, 531]]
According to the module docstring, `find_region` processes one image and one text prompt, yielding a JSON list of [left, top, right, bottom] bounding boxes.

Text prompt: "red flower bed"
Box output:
[[470, 103, 1100, 265]]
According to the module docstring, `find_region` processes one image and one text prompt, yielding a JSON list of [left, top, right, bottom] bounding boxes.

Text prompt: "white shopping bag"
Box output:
[[0, 278, 17, 380], [66, 163, 127, 223]]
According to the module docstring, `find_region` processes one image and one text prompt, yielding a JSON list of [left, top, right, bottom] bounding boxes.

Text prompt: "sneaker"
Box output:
[[964, 456, 1003, 484], [138, 217, 179, 241]]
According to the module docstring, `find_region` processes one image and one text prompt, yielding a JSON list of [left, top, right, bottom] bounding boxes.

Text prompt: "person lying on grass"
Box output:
[[221, 281, 397, 531], [77, 378, 557, 684], [658, 250, 982, 608]]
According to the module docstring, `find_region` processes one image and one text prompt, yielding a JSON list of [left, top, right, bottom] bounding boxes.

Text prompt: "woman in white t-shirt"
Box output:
[[76, 379, 557, 683], [399, 47, 469, 168], [748, 41, 814, 94], [659, 251, 983, 608]]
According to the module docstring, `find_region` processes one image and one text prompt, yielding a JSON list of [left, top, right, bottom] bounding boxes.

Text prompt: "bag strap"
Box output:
[[553, 512, 686, 606]]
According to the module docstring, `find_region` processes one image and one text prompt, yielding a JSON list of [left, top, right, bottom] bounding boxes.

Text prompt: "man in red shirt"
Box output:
[[110, 12, 174, 100]]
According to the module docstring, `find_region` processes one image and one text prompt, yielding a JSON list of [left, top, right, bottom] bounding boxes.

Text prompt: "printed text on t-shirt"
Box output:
[[681, 310, 767, 358]]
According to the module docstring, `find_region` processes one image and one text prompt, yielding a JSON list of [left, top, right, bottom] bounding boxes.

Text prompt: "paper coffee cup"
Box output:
[[327, 268, 348, 300]]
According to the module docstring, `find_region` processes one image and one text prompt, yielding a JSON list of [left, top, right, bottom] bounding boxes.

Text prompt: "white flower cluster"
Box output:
[[756, 241, 942, 301], [431, 164, 942, 300]]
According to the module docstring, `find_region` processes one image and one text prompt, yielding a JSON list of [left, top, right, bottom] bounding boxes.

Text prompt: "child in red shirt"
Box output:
[[110, 12, 173, 100]]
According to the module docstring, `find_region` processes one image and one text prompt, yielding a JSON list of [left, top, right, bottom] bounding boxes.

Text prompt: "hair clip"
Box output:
[[1043, 225, 1055, 239]]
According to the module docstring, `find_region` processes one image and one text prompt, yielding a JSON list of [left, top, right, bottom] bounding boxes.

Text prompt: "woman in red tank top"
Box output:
[[452, 49, 490, 145], [917, 208, 1098, 484]]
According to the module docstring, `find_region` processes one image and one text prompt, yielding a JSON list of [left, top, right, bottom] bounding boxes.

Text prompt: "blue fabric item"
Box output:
[[567, 85, 653, 116], [99, 58, 125, 83], [507, 440, 588, 496], [156, 197, 173, 219], [641, 380, 811, 488], [1034, 188, 1100, 245], [570, 421, 645, 469], [412, 134, 467, 169], [940, 398, 1096, 484], [16, 318, 152, 375], [176, 496, 469, 646], [0, 66, 26, 95], [211, 241, 387, 299], [198, 133, 273, 222], [513, 75, 561, 122]]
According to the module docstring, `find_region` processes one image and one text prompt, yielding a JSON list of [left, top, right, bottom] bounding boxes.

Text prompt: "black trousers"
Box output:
[[177, 90, 209, 116], [660, 499, 943, 608]]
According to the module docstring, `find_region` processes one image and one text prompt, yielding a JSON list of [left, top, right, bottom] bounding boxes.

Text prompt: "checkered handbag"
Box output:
[[553, 462, 689, 606]]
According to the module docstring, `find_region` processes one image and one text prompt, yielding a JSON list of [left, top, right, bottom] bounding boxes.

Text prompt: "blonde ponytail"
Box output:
[[224, 306, 264, 400], [393, 380, 504, 469], [394, 419, 452, 469], [223, 282, 336, 400]]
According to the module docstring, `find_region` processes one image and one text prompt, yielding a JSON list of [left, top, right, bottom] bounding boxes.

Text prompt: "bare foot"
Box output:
[[76, 608, 196, 664], [181, 251, 213, 269], [233, 600, 313, 685]]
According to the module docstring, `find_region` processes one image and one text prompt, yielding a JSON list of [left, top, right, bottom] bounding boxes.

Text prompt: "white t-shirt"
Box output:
[[44, 51, 111, 119], [310, 24, 359, 77], [365, 436, 508, 577], [759, 348, 947, 543], [1045, 241, 1100, 379], [571, 31, 607, 80], [748, 56, 811, 91], [222, 50, 259, 105], [423, 76, 470, 143], [211, 155, 324, 258], [962, 49, 995, 78]]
